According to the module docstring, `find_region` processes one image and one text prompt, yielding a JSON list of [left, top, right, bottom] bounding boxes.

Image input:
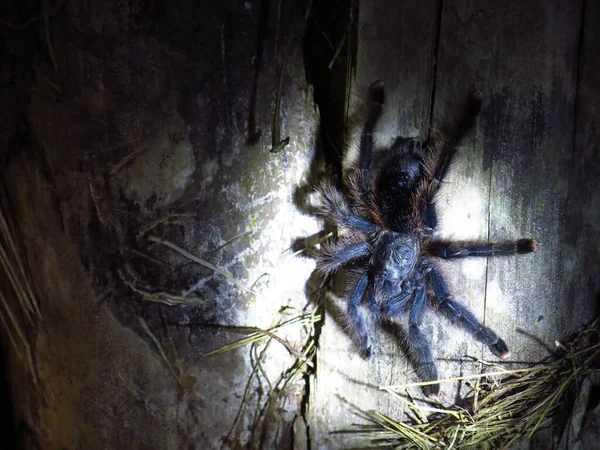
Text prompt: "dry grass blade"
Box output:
[[0, 305, 23, 360], [249, 317, 319, 450], [203, 313, 320, 363], [0, 201, 41, 386], [0, 291, 30, 358], [366, 411, 438, 449], [117, 268, 205, 306], [43, 0, 59, 73], [380, 366, 539, 391], [293, 231, 334, 256], [137, 214, 195, 240], [1, 15, 38, 30], [0, 207, 41, 318], [207, 230, 253, 256], [148, 236, 261, 298], [270, 0, 292, 154], [219, 306, 322, 448], [328, 3, 354, 70], [0, 245, 35, 325], [139, 318, 184, 387], [110, 148, 146, 175], [359, 320, 600, 449]]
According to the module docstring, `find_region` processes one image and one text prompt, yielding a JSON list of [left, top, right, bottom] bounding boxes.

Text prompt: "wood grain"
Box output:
[[308, 0, 597, 447], [562, 0, 600, 332], [308, 1, 439, 447]]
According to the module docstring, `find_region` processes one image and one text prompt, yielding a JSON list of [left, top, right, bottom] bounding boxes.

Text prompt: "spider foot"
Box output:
[[361, 343, 374, 360], [468, 90, 484, 117], [369, 80, 385, 105], [489, 339, 511, 359], [423, 383, 440, 400], [471, 90, 485, 102], [517, 238, 538, 253]]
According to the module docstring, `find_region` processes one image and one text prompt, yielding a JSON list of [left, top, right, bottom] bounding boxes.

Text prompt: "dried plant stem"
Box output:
[[110, 148, 145, 175], [139, 318, 183, 387], [203, 313, 320, 363], [0, 207, 41, 318], [358, 320, 600, 449], [380, 366, 541, 391], [148, 236, 260, 298], [0, 202, 41, 386], [117, 268, 205, 306], [137, 214, 195, 240]]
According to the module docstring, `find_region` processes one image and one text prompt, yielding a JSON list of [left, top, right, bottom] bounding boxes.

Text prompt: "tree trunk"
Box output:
[[1, 0, 320, 448]]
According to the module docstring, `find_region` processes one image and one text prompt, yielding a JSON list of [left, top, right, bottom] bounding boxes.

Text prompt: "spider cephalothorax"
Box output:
[[315, 81, 537, 398]]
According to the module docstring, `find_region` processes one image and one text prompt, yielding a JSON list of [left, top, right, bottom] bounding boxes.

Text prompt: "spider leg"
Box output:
[[405, 282, 439, 399], [425, 239, 537, 259], [418, 91, 484, 229], [427, 265, 510, 359], [317, 239, 372, 275], [408, 285, 440, 399], [447, 90, 484, 148], [344, 81, 386, 216], [431, 91, 484, 184], [380, 289, 412, 317], [344, 272, 373, 359], [357, 80, 385, 173], [377, 275, 439, 399], [316, 183, 378, 234]]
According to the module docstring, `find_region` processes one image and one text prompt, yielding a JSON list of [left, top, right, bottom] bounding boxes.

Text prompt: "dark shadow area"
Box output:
[[245, 0, 271, 145], [302, 0, 358, 176], [294, 0, 358, 302], [294, 4, 358, 447], [0, 339, 15, 450]]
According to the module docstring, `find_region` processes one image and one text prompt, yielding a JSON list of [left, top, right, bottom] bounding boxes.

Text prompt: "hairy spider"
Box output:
[[315, 80, 537, 398]]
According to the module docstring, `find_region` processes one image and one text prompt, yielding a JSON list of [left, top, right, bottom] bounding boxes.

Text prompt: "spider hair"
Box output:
[[311, 80, 537, 398]]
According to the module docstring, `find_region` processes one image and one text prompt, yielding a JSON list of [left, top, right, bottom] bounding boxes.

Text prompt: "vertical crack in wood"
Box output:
[[562, 0, 588, 333], [246, 0, 271, 145], [482, 93, 494, 351], [427, 0, 444, 138], [300, 0, 357, 446], [567, 0, 587, 201]]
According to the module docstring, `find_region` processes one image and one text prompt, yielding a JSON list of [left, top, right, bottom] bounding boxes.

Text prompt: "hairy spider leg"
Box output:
[[406, 279, 440, 399], [317, 240, 372, 275], [349, 81, 386, 214], [434, 91, 484, 183], [427, 265, 510, 358], [447, 91, 484, 148], [317, 184, 378, 234], [426, 239, 538, 259], [363, 279, 380, 317], [358, 80, 385, 172], [419, 91, 484, 229], [380, 288, 412, 317], [345, 272, 373, 359]]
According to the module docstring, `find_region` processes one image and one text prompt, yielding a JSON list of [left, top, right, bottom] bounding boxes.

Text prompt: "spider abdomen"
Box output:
[[377, 154, 423, 231]]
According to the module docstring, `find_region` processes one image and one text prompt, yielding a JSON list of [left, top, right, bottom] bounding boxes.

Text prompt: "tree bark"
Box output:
[[1, 0, 319, 448]]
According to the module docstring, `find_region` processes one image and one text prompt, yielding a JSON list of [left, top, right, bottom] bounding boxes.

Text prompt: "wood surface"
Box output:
[[2, 0, 598, 448], [308, 1, 597, 447], [308, 1, 439, 447]]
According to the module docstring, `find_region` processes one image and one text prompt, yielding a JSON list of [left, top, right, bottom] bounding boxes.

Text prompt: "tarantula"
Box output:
[[315, 80, 537, 398]]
